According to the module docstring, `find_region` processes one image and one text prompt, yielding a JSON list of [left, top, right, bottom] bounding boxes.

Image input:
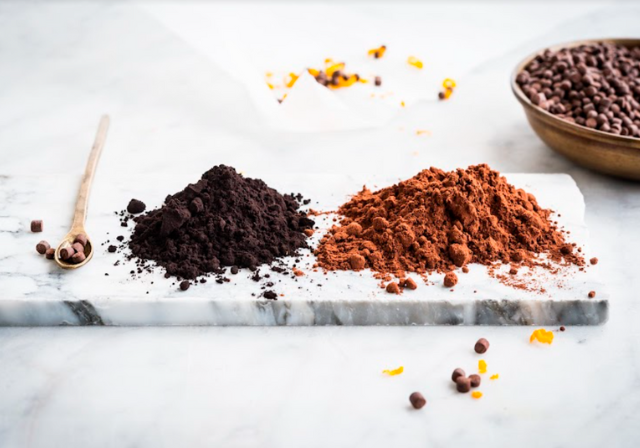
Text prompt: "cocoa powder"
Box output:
[[315, 164, 583, 281], [129, 165, 314, 279]]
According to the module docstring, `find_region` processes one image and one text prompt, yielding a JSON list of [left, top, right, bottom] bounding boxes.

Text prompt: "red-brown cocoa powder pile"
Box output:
[[315, 164, 583, 282]]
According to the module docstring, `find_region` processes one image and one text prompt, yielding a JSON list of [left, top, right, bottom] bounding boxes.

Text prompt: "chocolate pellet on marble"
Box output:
[[30, 220, 43, 233], [469, 374, 481, 388], [456, 376, 471, 393], [45, 248, 55, 259], [179, 280, 190, 291], [451, 368, 465, 383], [474, 338, 490, 354], [36, 241, 50, 255], [409, 392, 426, 409]]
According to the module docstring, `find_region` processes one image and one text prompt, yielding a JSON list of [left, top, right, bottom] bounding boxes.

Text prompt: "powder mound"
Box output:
[[129, 165, 314, 279], [316, 164, 583, 277]]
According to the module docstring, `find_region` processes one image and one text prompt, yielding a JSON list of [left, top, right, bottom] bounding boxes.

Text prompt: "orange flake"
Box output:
[[416, 130, 431, 136], [326, 62, 345, 77], [442, 78, 457, 89], [471, 391, 483, 399], [307, 68, 320, 77], [368, 45, 387, 59], [400, 101, 405, 107], [478, 359, 487, 374], [382, 366, 404, 376], [490, 374, 499, 380], [267, 83, 275, 90], [286, 72, 299, 88], [407, 56, 423, 69], [530, 328, 554, 344]]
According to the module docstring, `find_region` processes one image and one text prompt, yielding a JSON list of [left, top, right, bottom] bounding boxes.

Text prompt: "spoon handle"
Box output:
[[71, 115, 110, 230]]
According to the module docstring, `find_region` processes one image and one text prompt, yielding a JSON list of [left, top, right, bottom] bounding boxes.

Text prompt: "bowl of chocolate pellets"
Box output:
[[512, 38, 640, 181]]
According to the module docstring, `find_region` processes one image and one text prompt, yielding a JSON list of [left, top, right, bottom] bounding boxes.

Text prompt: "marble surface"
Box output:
[[0, 173, 607, 326], [1, 1, 640, 447]]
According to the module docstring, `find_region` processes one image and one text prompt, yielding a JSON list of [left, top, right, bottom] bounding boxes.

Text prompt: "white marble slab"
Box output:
[[0, 172, 607, 326]]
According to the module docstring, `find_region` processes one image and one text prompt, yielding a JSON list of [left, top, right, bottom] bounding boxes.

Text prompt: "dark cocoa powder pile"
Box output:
[[129, 165, 314, 279], [316, 164, 583, 278]]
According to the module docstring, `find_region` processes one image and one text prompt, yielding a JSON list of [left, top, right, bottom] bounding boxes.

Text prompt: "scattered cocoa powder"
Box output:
[[315, 164, 583, 284]]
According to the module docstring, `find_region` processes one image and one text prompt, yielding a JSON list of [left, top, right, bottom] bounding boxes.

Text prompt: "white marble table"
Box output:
[[1, 1, 639, 447]]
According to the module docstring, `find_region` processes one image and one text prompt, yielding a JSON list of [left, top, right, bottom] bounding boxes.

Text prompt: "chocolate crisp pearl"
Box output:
[[409, 392, 427, 409]]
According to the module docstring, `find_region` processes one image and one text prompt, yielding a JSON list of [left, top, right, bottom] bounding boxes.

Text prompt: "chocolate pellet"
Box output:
[[127, 199, 146, 214], [469, 374, 481, 388], [60, 247, 74, 260], [451, 368, 465, 383], [588, 290, 596, 298], [74, 234, 88, 246], [71, 252, 86, 264], [443, 272, 458, 288], [474, 338, 490, 354], [409, 392, 426, 409], [179, 280, 190, 291], [107, 245, 117, 253], [72, 242, 84, 254], [456, 376, 471, 393], [36, 240, 50, 255], [374, 76, 382, 87], [45, 248, 55, 259], [560, 326, 566, 332], [590, 257, 598, 265], [516, 42, 640, 139], [30, 220, 43, 233], [231, 266, 239, 275]]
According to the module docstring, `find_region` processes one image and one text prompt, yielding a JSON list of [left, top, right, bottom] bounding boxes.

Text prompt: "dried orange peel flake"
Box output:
[[443, 78, 457, 89], [490, 374, 499, 380], [471, 391, 483, 399], [368, 45, 387, 58], [382, 366, 404, 376], [530, 328, 554, 344], [407, 56, 423, 69], [478, 360, 487, 374], [286, 72, 299, 88]]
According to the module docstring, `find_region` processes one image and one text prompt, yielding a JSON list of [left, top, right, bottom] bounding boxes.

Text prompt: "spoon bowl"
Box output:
[[54, 231, 94, 270]]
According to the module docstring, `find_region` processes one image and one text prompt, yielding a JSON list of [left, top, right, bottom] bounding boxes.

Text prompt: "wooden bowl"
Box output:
[[511, 38, 640, 181]]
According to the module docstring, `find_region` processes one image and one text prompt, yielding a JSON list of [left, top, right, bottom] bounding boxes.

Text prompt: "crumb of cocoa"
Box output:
[[401, 277, 417, 290], [590, 257, 598, 265], [386, 282, 400, 294], [588, 291, 596, 298], [444, 272, 458, 288]]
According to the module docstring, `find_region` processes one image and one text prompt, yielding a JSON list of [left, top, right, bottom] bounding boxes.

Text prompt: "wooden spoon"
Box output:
[[55, 115, 110, 269]]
